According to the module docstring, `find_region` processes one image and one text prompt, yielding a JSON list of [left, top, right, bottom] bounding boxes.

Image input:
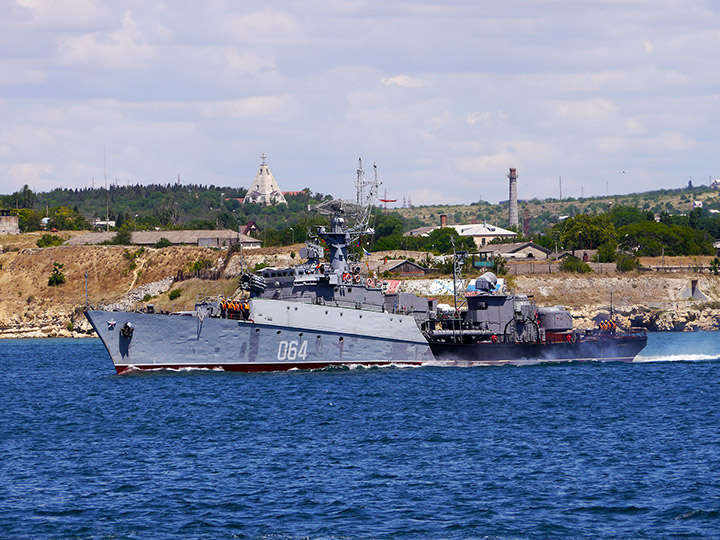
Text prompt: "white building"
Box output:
[[446, 222, 518, 248], [404, 214, 517, 248], [243, 155, 287, 206]]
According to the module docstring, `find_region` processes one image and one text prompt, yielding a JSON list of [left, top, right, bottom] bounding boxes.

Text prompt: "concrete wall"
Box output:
[[0, 215, 20, 235]]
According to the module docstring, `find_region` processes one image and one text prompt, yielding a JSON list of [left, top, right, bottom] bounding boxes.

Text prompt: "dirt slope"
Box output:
[[2, 238, 720, 337], [0, 244, 223, 337]]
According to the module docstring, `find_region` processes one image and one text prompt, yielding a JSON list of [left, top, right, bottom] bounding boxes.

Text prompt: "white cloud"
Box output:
[[1, 0, 720, 200], [6, 162, 54, 186], [646, 130, 690, 153], [381, 75, 427, 88], [546, 98, 619, 130], [199, 95, 301, 122], [57, 11, 156, 69], [466, 111, 508, 126], [220, 8, 307, 46], [14, 0, 102, 29], [624, 118, 644, 136], [0, 60, 45, 85]]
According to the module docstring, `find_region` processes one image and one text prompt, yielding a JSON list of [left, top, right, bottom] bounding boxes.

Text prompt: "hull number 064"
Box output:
[[277, 340, 308, 361]]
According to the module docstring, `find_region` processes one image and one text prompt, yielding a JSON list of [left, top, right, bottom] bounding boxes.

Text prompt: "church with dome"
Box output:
[[243, 154, 287, 206]]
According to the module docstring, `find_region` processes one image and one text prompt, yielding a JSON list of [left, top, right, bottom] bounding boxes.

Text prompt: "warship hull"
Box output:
[[83, 161, 648, 374], [427, 332, 648, 367], [85, 298, 432, 374]]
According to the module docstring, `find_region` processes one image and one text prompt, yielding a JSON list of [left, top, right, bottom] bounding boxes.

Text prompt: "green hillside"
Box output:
[[3, 182, 720, 258], [1, 183, 332, 246], [391, 185, 720, 235]]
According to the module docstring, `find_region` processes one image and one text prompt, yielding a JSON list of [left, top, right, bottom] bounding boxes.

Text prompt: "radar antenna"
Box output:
[[314, 158, 380, 245], [311, 159, 381, 274]]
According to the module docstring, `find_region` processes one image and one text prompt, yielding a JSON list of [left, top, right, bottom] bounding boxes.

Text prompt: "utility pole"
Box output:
[[104, 147, 109, 232], [237, 223, 245, 272]]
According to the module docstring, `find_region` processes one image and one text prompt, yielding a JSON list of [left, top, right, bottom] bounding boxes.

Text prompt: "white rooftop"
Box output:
[[447, 223, 517, 237]]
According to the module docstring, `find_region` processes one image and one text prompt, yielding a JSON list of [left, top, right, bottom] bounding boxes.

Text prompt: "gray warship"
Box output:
[[85, 160, 647, 373]]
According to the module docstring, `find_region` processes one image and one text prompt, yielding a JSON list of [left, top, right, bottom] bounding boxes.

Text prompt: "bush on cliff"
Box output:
[[168, 288, 182, 300], [560, 256, 592, 274], [710, 257, 720, 275], [36, 234, 64, 248], [616, 253, 641, 272], [48, 262, 66, 286], [153, 237, 172, 248]]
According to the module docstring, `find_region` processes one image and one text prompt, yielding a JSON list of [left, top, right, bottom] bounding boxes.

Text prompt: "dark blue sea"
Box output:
[[1, 332, 719, 540]]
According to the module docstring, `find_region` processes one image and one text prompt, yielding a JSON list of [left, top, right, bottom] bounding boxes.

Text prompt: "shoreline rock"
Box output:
[[3, 274, 720, 338]]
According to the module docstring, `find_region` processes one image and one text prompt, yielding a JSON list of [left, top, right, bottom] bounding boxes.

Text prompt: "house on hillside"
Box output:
[[404, 214, 517, 247], [92, 219, 116, 229], [484, 242, 552, 260], [404, 226, 435, 237], [555, 249, 597, 262], [241, 220, 261, 237], [67, 229, 261, 248], [368, 258, 436, 277]]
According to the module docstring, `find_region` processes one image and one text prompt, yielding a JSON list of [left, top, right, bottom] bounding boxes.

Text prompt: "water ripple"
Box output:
[[1, 334, 720, 539]]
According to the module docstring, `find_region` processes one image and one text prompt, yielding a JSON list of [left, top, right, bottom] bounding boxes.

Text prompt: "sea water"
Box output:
[[0, 332, 719, 540]]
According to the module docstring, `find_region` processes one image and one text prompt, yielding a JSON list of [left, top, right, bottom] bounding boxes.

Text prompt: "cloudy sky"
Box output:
[[1, 0, 719, 205]]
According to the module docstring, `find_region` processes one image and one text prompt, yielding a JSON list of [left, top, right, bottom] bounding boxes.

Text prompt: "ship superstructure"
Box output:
[[422, 271, 647, 365]]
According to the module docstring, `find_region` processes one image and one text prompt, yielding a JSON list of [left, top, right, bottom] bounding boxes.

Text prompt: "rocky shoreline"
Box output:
[[2, 274, 719, 339]]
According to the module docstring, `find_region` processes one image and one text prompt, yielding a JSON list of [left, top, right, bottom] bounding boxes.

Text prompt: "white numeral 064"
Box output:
[[277, 340, 308, 361]]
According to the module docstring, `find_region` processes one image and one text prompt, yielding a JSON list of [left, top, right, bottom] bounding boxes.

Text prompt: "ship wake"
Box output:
[[634, 353, 720, 363]]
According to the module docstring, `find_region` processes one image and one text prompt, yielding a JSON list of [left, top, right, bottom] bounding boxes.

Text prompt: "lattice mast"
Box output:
[[451, 241, 468, 343], [312, 159, 380, 273]]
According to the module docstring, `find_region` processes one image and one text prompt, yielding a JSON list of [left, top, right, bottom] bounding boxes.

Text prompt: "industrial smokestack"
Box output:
[[440, 214, 447, 228], [508, 168, 518, 228]]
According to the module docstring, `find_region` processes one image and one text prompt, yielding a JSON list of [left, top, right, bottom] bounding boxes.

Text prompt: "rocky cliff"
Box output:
[[2, 242, 719, 338]]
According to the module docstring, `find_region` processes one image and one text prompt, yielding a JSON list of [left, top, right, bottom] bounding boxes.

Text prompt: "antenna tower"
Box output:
[[104, 147, 109, 231]]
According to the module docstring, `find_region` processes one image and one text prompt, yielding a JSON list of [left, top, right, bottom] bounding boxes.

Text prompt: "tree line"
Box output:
[[533, 205, 716, 260], [3, 183, 719, 259]]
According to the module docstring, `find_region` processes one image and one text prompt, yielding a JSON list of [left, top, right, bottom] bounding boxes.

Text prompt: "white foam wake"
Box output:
[[634, 353, 720, 363]]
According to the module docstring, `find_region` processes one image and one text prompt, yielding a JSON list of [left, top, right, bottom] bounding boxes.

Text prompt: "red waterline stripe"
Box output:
[[115, 360, 423, 374]]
